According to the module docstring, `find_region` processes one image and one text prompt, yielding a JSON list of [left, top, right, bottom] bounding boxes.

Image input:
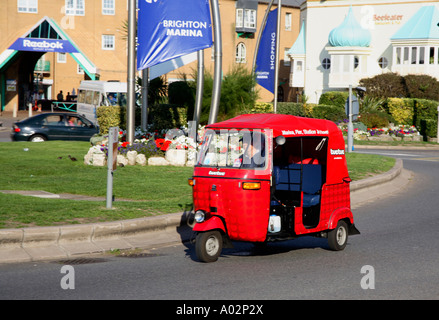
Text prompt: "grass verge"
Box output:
[[0, 141, 394, 228]]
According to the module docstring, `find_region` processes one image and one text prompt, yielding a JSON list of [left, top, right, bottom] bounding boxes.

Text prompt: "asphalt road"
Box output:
[[0, 149, 438, 302]]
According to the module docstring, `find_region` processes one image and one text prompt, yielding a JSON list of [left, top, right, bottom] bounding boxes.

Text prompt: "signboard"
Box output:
[[137, 0, 213, 71], [255, 9, 278, 94], [9, 38, 78, 53], [345, 94, 359, 121], [108, 127, 119, 172]]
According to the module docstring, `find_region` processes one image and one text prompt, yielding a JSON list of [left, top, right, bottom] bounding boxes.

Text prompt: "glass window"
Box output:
[[102, 0, 115, 15], [285, 13, 292, 31], [322, 58, 331, 70], [378, 57, 388, 69], [236, 8, 244, 28], [102, 35, 115, 50], [419, 47, 425, 64], [197, 130, 266, 169], [66, 0, 85, 16], [18, 0, 37, 13], [411, 47, 417, 64], [235, 43, 246, 64], [244, 9, 256, 29], [396, 47, 401, 65]]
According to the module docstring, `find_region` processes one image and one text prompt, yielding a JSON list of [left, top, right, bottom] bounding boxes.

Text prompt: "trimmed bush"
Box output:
[[420, 119, 438, 139], [319, 91, 349, 108], [277, 102, 307, 117], [385, 98, 414, 125], [96, 105, 121, 135], [359, 73, 407, 99], [310, 104, 346, 121]]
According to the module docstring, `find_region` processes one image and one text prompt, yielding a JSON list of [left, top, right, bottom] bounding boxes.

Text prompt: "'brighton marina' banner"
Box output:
[[255, 9, 278, 94], [137, 0, 213, 71]]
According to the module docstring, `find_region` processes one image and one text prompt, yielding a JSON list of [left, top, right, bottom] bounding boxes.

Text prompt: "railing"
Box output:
[[51, 101, 77, 112]]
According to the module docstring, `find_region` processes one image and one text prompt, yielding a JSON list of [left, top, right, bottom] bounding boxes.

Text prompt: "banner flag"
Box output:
[[137, 0, 213, 71], [255, 9, 278, 94]]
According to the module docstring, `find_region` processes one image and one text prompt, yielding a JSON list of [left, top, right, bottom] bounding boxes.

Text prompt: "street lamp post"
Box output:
[[126, 0, 136, 143]]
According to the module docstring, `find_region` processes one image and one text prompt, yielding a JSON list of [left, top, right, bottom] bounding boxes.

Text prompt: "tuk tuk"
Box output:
[[189, 114, 360, 262]]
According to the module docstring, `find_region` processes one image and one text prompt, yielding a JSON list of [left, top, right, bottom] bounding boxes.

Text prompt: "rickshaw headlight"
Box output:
[[194, 210, 206, 223]]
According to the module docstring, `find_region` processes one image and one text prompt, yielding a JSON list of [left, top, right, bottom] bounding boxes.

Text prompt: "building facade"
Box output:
[[0, 0, 129, 112], [288, 0, 439, 103], [0, 0, 303, 113]]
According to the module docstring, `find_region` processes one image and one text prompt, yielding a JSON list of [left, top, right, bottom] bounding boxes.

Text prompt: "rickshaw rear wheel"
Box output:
[[328, 220, 348, 251], [195, 231, 223, 263]]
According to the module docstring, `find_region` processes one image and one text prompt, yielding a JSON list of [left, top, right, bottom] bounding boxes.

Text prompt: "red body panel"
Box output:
[[192, 167, 271, 242]]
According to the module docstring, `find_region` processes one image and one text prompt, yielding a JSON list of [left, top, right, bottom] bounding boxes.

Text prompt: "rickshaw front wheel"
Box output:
[[328, 220, 348, 251], [195, 231, 223, 263]]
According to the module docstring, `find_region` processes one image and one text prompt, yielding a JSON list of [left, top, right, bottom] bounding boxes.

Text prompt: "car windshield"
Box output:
[[197, 129, 266, 169]]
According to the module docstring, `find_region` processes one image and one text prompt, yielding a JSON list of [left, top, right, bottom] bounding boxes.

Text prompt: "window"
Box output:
[[102, 0, 115, 15], [18, 0, 37, 13], [378, 57, 388, 69], [197, 130, 266, 169], [77, 64, 84, 75], [322, 58, 331, 70], [396, 47, 401, 64], [236, 8, 244, 28], [102, 35, 115, 50], [57, 53, 67, 64], [244, 9, 256, 29], [285, 13, 292, 31], [66, 0, 85, 16], [235, 43, 246, 63], [284, 48, 291, 66]]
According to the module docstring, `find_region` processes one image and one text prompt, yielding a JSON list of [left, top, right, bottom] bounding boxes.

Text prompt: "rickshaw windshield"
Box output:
[[197, 129, 266, 169]]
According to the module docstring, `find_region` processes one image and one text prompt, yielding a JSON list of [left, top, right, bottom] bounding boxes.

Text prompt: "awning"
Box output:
[[0, 16, 98, 79]]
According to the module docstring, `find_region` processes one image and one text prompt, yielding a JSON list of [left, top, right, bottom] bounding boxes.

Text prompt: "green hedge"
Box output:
[[318, 91, 349, 108], [96, 105, 121, 135], [420, 119, 438, 140]]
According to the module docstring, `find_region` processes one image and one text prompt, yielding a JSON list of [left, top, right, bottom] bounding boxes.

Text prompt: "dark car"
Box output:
[[11, 112, 99, 142]]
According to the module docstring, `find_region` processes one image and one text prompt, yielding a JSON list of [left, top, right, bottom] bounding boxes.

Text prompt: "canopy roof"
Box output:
[[207, 114, 341, 138], [391, 5, 439, 41]]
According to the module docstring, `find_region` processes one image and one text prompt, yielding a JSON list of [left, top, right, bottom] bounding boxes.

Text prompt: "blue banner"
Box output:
[[9, 38, 78, 53], [137, 0, 213, 71], [255, 9, 277, 94]]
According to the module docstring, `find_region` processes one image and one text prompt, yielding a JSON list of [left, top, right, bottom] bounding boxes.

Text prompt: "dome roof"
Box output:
[[329, 6, 371, 47]]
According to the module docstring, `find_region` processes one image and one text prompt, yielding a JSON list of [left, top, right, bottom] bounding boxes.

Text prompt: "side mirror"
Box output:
[[275, 136, 286, 146]]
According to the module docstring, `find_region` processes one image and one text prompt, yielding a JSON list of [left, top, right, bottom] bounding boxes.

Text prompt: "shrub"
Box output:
[[148, 104, 187, 131], [413, 99, 439, 129], [96, 105, 121, 134], [359, 73, 406, 99], [310, 105, 346, 121], [404, 74, 439, 101], [359, 112, 390, 128], [420, 119, 438, 139], [277, 102, 307, 117], [168, 81, 195, 120], [319, 91, 349, 108], [385, 98, 414, 125]]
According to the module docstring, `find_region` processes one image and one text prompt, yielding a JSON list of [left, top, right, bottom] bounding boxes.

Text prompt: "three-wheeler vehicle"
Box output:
[[189, 114, 360, 262]]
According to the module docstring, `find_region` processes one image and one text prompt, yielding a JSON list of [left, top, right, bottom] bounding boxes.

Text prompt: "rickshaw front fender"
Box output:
[[193, 215, 226, 234], [328, 207, 354, 230]]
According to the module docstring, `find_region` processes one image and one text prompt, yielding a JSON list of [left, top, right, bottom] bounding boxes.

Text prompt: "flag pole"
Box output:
[[273, 0, 282, 114], [126, 0, 136, 143], [208, 0, 222, 125]]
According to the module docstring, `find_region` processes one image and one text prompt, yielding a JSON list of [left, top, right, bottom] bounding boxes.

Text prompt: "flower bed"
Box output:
[[84, 126, 203, 167], [340, 124, 422, 142]]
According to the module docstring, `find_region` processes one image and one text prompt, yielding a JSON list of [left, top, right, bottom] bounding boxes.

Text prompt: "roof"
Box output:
[[207, 114, 341, 138], [391, 5, 439, 40], [258, 0, 303, 8], [328, 6, 371, 47], [287, 20, 306, 56]]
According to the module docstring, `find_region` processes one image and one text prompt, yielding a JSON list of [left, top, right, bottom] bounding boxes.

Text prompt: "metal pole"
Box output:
[[141, 68, 149, 132], [348, 85, 354, 153], [252, 0, 275, 74], [273, 0, 282, 114], [126, 0, 136, 143], [208, 0, 222, 125], [193, 50, 205, 136]]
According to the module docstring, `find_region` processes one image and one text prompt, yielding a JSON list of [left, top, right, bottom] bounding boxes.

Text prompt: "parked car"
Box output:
[[11, 112, 99, 142]]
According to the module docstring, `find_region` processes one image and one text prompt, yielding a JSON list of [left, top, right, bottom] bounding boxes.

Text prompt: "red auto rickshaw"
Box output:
[[189, 114, 360, 262]]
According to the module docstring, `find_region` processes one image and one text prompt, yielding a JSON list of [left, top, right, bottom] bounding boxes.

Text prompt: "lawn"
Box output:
[[0, 141, 394, 228]]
